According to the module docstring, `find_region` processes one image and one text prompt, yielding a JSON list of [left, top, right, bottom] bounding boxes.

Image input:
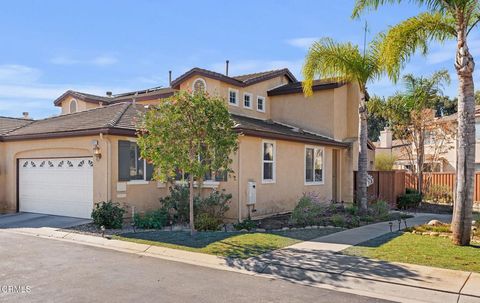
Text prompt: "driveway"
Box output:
[[0, 212, 91, 229]]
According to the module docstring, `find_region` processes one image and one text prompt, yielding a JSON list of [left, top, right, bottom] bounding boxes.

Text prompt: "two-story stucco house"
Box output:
[[0, 67, 365, 221]]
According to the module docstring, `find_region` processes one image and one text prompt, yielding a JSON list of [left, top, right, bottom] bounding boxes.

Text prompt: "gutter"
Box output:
[[0, 127, 137, 142]]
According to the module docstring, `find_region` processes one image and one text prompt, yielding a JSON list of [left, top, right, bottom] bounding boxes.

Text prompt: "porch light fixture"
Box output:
[[92, 140, 102, 160]]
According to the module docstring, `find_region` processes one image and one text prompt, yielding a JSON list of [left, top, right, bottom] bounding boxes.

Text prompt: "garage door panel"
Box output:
[[19, 158, 93, 219]]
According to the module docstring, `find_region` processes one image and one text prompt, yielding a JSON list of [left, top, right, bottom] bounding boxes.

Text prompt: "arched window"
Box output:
[[192, 78, 207, 93], [69, 99, 77, 113]]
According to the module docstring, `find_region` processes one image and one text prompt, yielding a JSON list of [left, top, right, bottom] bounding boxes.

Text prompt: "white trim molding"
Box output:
[[261, 139, 276, 184], [304, 145, 325, 185]]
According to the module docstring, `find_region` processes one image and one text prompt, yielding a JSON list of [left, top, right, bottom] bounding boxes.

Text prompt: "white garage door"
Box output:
[[19, 157, 94, 219]]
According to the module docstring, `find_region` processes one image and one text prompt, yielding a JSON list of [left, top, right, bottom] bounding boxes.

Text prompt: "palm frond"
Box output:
[[376, 12, 456, 82], [302, 38, 366, 96], [352, 0, 460, 18]]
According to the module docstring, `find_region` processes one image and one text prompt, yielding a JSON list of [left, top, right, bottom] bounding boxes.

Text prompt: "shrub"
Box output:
[[134, 209, 169, 229], [195, 190, 231, 220], [345, 205, 359, 216], [424, 184, 453, 204], [290, 193, 326, 226], [405, 188, 418, 194], [369, 200, 390, 219], [330, 214, 346, 227], [159, 185, 192, 224], [374, 153, 397, 171], [234, 218, 257, 231], [195, 213, 222, 231], [91, 201, 125, 229], [347, 216, 361, 228], [397, 193, 422, 210]]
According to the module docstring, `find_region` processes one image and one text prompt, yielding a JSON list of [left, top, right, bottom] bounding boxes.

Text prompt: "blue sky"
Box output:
[[0, 0, 477, 118]]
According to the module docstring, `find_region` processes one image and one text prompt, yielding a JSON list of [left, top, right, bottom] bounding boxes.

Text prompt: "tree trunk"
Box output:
[[452, 21, 475, 246], [417, 129, 424, 195], [189, 173, 195, 236], [357, 90, 369, 211]]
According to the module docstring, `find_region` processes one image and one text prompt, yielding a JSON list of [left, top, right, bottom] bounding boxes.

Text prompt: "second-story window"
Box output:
[[229, 89, 238, 105], [257, 96, 265, 112], [243, 93, 252, 109], [69, 99, 77, 113], [192, 78, 207, 93]]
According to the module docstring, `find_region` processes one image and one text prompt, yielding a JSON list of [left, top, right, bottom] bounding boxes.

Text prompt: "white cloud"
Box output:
[[0, 64, 42, 83], [50, 55, 118, 66], [286, 37, 319, 49]]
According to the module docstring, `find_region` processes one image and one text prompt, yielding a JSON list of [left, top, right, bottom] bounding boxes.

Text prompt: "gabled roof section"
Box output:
[[171, 67, 297, 89], [232, 114, 349, 148], [267, 79, 346, 96], [2, 103, 144, 141], [0, 116, 33, 135], [53, 88, 176, 107]]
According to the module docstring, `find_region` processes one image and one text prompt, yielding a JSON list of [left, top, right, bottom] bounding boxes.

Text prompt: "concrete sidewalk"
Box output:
[[3, 213, 479, 303]]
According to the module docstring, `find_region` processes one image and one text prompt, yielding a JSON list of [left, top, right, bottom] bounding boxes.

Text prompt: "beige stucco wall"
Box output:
[[178, 75, 289, 120], [60, 96, 102, 115], [0, 142, 6, 211]]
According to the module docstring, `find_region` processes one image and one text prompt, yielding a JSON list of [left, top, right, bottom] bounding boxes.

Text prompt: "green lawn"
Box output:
[[114, 228, 338, 259], [343, 233, 480, 272]]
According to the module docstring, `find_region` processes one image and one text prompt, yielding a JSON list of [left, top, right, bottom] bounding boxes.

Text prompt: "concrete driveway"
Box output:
[[0, 212, 91, 229]]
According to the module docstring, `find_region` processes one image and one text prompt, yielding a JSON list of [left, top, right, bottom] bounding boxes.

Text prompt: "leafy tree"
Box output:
[[381, 71, 455, 194], [302, 37, 386, 212], [353, 0, 479, 245], [137, 90, 238, 234], [434, 95, 457, 117], [367, 96, 389, 141]]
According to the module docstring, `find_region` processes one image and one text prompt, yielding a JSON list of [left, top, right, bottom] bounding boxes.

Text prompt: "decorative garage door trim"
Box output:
[[18, 157, 94, 219]]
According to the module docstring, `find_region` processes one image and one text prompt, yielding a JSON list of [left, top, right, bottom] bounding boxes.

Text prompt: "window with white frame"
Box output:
[[262, 141, 275, 182], [305, 146, 324, 184], [228, 89, 238, 105], [118, 141, 153, 182], [243, 93, 252, 109], [257, 96, 265, 112]]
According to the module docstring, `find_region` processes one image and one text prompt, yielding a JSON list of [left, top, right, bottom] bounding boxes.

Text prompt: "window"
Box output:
[[476, 122, 480, 140], [69, 99, 77, 113], [243, 93, 252, 109], [262, 141, 275, 183], [118, 141, 153, 182], [192, 78, 206, 93], [228, 88, 238, 105], [305, 146, 324, 184], [257, 96, 265, 112]]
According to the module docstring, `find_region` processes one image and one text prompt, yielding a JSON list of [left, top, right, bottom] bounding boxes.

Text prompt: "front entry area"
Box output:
[[18, 157, 94, 219]]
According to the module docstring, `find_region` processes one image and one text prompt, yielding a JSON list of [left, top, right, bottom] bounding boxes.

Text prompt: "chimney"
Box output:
[[169, 70, 172, 86], [225, 60, 229, 76], [22, 112, 30, 119], [106, 91, 113, 97], [379, 127, 392, 148]]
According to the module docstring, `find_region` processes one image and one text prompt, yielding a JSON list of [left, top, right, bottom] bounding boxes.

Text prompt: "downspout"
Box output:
[[100, 133, 112, 201], [237, 137, 242, 222]]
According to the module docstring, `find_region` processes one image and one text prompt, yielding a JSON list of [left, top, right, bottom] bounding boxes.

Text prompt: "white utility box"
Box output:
[[247, 181, 256, 205]]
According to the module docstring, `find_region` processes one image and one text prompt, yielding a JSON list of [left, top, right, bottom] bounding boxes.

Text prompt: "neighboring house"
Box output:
[[0, 67, 363, 221]]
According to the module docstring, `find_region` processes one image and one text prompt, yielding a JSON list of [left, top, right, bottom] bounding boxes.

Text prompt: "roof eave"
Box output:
[[0, 127, 136, 142]]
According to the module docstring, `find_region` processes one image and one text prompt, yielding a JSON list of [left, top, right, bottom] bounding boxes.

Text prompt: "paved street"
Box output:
[[0, 232, 391, 303]]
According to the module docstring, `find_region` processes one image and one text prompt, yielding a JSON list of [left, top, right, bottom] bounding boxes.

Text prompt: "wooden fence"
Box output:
[[354, 170, 406, 207], [405, 172, 480, 202]]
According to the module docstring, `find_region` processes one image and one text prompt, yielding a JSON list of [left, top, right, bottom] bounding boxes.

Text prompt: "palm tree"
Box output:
[[302, 38, 385, 212], [353, 0, 479, 245]]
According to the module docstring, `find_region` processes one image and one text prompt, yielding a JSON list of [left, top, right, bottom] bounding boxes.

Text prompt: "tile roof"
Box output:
[[231, 114, 349, 147], [268, 79, 345, 96], [1, 103, 143, 141], [0, 102, 348, 147], [170, 67, 297, 88], [0, 116, 33, 135]]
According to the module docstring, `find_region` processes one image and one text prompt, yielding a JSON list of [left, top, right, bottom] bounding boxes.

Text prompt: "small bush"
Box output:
[[369, 200, 390, 218], [330, 214, 346, 227], [348, 216, 361, 228], [424, 184, 453, 204], [195, 213, 222, 231], [91, 201, 125, 229], [405, 188, 418, 194], [345, 205, 359, 216], [397, 193, 422, 210], [134, 209, 169, 229], [159, 185, 192, 224], [195, 189, 231, 220], [374, 153, 397, 171], [290, 193, 326, 226], [234, 218, 257, 231]]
